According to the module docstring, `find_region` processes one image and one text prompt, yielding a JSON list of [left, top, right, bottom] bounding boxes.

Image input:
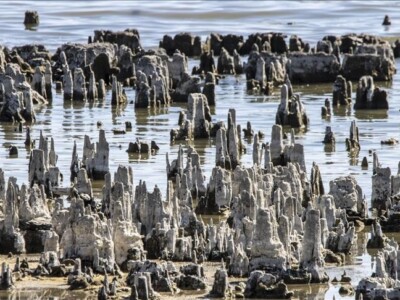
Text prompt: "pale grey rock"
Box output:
[[250, 208, 286, 271], [301, 209, 328, 283], [187, 93, 210, 139], [44, 61, 52, 100], [60, 198, 115, 273], [329, 175, 366, 217]]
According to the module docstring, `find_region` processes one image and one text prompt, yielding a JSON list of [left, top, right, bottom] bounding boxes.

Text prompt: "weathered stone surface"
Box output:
[[171, 73, 201, 103], [329, 175, 366, 217], [244, 270, 293, 299], [345, 120, 360, 153], [275, 84, 308, 128], [93, 29, 142, 53], [250, 208, 286, 271], [24, 11, 39, 26], [301, 209, 329, 283], [112, 75, 127, 105], [85, 130, 109, 180], [73, 68, 87, 101], [354, 75, 388, 110], [342, 44, 396, 81], [0, 263, 14, 290], [160, 33, 201, 57], [289, 35, 306, 52], [372, 157, 391, 213], [287, 52, 340, 83], [332, 75, 351, 106]]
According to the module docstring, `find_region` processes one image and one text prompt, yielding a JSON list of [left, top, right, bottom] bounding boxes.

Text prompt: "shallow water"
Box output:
[[1, 1, 400, 299]]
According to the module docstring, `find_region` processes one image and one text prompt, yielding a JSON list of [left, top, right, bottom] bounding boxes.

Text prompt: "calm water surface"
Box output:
[[1, 1, 400, 299]]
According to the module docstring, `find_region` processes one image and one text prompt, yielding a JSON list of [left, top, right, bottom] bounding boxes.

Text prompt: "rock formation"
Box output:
[[354, 75, 388, 109]]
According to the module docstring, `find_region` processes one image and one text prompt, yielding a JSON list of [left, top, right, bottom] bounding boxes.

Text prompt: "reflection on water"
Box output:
[[354, 109, 388, 120]]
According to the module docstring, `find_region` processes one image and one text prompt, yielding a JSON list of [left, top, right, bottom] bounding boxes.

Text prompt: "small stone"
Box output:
[[382, 15, 391, 26], [9, 146, 18, 157], [381, 138, 398, 145], [24, 11, 39, 26], [361, 157, 368, 169]]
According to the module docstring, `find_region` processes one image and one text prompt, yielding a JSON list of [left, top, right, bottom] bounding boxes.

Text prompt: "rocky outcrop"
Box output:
[[329, 175, 366, 218], [93, 29, 142, 53], [170, 73, 201, 103], [342, 43, 396, 81], [0, 263, 14, 290], [170, 93, 211, 141], [371, 154, 391, 213], [332, 75, 351, 106], [84, 130, 109, 180], [354, 75, 388, 110], [345, 120, 360, 153], [24, 11, 39, 26], [250, 208, 287, 272], [244, 270, 293, 299], [300, 209, 329, 283], [275, 84, 308, 128], [287, 52, 340, 83], [0, 178, 26, 254], [160, 33, 201, 57], [60, 197, 116, 273]]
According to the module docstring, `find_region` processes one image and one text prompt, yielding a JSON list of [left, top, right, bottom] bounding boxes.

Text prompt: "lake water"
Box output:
[[1, 1, 400, 299]]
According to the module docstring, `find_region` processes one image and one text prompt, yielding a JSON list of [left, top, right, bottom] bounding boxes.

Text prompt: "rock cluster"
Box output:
[[2, 25, 400, 300], [354, 75, 388, 109], [275, 84, 309, 128]]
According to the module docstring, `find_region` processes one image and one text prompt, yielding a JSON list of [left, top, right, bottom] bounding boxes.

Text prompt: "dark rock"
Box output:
[[287, 52, 340, 83], [93, 29, 142, 53], [333, 75, 351, 106], [160, 33, 201, 57], [177, 274, 206, 290], [289, 35, 305, 52], [244, 271, 293, 299], [9, 146, 18, 157], [354, 76, 388, 110], [194, 51, 216, 74], [342, 45, 396, 81], [382, 15, 391, 26], [92, 53, 111, 85], [24, 11, 39, 26], [339, 285, 354, 296]]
